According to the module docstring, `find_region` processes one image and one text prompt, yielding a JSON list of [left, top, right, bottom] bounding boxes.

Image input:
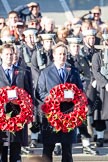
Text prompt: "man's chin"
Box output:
[[60, 62, 65, 66]]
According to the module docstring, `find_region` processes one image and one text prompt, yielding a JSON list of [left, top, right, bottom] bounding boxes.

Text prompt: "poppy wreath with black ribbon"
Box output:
[[0, 86, 33, 133], [41, 83, 88, 133]]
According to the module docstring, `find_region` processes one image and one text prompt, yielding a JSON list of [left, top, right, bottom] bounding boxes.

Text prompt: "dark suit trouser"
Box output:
[[92, 120, 106, 131], [61, 143, 73, 162], [78, 124, 91, 138], [1, 142, 21, 162], [42, 143, 73, 162]]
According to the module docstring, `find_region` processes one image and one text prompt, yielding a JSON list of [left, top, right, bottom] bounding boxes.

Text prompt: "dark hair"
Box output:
[[1, 43, 14, 53], [8, 11, 19, 17], [53, 41, 68, 52]]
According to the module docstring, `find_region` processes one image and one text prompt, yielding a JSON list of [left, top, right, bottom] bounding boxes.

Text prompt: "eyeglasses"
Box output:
[[93, 13, 100, 15], [0, 22, 5, 25], [16, 25, 24, 28]]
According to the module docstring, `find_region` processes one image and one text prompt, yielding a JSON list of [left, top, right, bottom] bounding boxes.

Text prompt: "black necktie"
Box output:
[[5, 69, 11, 83]]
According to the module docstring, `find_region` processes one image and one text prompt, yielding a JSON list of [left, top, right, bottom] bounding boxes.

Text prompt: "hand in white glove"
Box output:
[[27, 2, 38, 8], [92, 80, 97, 88], [105, 83, 108, 91]]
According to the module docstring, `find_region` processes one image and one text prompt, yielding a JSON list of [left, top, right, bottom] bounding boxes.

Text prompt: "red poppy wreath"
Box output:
[[42, 83, 88, 133], [0, 86, 33, 133]]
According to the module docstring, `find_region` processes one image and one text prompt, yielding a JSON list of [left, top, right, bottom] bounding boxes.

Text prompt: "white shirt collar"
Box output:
[[54, 63, 66, 70], [2, 64, 13, 71]]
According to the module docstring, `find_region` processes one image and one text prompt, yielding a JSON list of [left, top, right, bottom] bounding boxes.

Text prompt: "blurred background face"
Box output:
[[85, 35, 95, 47], [72, 25, 81, 36], [0, 18, 5, 30], [45, 19, 55, 32], [93, 13, 100, 21], [92, 9, 101, 21], [70, 44, 80, 56], [28, 21, 41, 30], [64, 21, 72, 30], [0, 26, 15, 44], [25, 34, 35, 45], [81, 22, 93, 32], [31, 6, 40, 16], [43, 39, 53, 51], [12, 47, 20, 64], [57, 28, 69, 40], [8, 13, 19, 28], [16, 25, 25, 35], [1, 27, 10, 38], [53, 46, 67, 66]]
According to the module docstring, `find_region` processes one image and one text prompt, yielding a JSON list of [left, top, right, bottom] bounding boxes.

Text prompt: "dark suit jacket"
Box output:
[[36, 63, 83, 144], [0, 61, 33, 146]]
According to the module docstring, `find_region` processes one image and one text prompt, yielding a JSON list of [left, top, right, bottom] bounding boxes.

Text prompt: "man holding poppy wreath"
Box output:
[[0, 43, 33, 162], [36, 42, 83, 162]]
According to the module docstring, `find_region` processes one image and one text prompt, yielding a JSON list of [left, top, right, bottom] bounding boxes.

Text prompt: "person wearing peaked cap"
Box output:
[[81, 27, 101, 89], [80, 26, 102, 152], [30, 33, 55, 150], [14, 21, 26, 44], [66, 36, 100, 155], [23, 28, 38, 37], [82, 29, 97, 37], [31, 33, 54, 74], [19, 28, 40, 67], [14, 2, 42, 23], [67, 35, 92, 92], [39, 33, 56, 45], [17, 27, 42, 149], [81, 22, 101, 45], [66, 37, 82, 67], [15, 21, 25, 27], [81, 28, 100, 60], [39, 33, 55, 40], [66, 37, 82, 44]]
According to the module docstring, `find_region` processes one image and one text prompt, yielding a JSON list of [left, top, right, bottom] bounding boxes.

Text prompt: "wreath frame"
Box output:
[[42, 83, 88, 133], [0, 86, 33, 133]]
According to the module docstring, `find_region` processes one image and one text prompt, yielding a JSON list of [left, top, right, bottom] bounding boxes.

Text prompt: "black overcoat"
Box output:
[[92, 51, 108, 120]]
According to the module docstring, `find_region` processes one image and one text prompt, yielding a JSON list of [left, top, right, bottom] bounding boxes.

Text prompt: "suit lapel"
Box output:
[[0, 66, 11, 85], [50, 63, 62, 83]]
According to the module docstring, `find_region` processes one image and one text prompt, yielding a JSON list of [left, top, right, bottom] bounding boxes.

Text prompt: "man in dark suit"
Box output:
[[36, 42, 83, 162], [0, 43, 33, 162]]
